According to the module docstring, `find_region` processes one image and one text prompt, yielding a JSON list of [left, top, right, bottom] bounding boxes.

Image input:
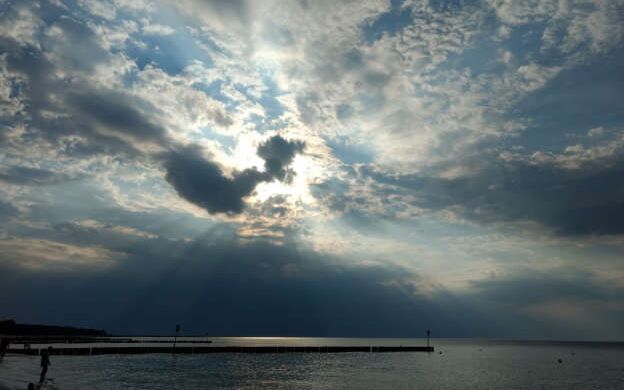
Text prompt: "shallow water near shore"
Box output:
[[1, 338, 623, 389]]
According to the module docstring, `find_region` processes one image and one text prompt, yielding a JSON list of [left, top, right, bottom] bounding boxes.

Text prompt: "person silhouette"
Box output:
[[39, 347, 52, 383], [0, 336, 9, 361]]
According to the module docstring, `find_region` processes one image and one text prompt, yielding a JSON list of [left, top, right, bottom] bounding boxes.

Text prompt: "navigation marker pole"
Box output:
[[172, 324, 180, 354]]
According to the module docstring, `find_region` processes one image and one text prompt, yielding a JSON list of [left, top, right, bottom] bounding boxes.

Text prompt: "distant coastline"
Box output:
[[0, 319, 108, 337]]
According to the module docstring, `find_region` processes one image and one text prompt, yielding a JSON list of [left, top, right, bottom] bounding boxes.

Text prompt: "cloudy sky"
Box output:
[[1, 0, 623, 339]]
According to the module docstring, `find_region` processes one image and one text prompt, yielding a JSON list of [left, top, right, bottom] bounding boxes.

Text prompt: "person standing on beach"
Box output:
[[0, 336, 9, 361], [39, 347, 52, 383]]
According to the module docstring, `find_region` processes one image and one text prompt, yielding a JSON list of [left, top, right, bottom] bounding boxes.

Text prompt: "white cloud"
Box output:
[[487, 0, 559, 25], [131, 65, 234, 141], [530, 131, 624, 169], [0, 3, 43, 47], [515, 63, 562, 92], [78, 0, 117, 20], [141, 21, 175, 35], [587, 126, 604, 137], [0, 237, 120, 270]]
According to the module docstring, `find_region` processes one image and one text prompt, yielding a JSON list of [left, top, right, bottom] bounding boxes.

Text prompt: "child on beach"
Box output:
[[39, 347, 52, 383], [0, 337, 9, 361]]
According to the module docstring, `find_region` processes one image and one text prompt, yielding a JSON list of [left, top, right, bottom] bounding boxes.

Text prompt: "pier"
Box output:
[[7, 345, 434, 355]]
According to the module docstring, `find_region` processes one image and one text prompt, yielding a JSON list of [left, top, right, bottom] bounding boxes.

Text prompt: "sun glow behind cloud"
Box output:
[[253, 155, 314, 203]]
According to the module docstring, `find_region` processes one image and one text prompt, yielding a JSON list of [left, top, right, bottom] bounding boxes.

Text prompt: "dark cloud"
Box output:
[[256, 135, 305, 182], [164, 136, 304, 214], [67, 90, 167, 143], [4, 217, 623, 339], [0, 37, 55, 121], [346, 154, 624, 236], [2, 216, 624, 339], [164, 146, 266, 214], [0, 225, 485, 337], [467, 270, 624, 339]]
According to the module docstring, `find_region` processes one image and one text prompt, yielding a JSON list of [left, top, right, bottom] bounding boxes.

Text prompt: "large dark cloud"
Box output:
[[0, 224, 485, 337], [164, 147, 266, 214], [327, 153, 624, 236], [4, 216, 623, 339], [2, 215, 624, 339], [164, 136, 304, 214], [467, 271, 624, 339]]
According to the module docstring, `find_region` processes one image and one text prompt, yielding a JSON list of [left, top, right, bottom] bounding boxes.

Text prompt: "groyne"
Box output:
[[8, 345, 434, 355]]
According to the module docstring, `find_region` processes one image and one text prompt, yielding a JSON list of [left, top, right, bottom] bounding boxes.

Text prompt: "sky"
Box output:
[[0, 0, 623, 339]]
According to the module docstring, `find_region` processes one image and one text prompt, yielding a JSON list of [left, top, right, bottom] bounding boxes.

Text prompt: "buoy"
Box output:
[[557, 358, 562, 363]]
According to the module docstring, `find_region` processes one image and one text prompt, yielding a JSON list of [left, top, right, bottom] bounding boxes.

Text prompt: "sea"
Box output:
[[1, 338, 623, 389]]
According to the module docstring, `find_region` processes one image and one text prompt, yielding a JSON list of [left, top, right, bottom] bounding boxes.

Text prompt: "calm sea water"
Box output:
[[1, 338, 623, 389]]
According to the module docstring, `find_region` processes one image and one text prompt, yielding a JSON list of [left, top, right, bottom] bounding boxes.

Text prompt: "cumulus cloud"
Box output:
[[0, 3, 42, 47], [0, 14, 161, 158]]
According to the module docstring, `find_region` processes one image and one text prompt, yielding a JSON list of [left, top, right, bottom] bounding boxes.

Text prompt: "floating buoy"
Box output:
[[557, 358, 562, 364]]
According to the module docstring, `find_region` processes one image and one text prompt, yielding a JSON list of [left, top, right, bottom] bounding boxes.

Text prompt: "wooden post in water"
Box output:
[[172, 324, 180, 354], [426, 329, 430, 349]]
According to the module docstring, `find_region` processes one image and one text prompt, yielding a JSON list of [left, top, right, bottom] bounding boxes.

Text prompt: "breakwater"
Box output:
[[8, 345, 434, 355]]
